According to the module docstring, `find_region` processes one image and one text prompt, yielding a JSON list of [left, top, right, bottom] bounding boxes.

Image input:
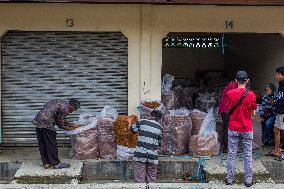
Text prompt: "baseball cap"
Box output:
[[235, 71, 249, 82]]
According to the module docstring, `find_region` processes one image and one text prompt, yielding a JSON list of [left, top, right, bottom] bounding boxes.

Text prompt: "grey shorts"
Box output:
[[275, 114, 284, 130]]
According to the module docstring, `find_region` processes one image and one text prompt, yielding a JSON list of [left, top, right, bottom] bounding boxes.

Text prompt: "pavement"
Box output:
[[0, 146, 283, 186], [1, 183, 284, 189]]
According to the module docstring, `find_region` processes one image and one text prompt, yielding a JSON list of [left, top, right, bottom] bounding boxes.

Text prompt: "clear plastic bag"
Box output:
[[65, 113, 98, 135], [98, 106, 117, 159], [161, 108, 192, 155], [189, 109, 206, 135], [100, 106, 118, 121], [168, 107, 189, 116], [161, 74, 174, 95], [162, 91, 178, 110], [116, 145, 135, 161], [199, 108, 216, 135], [190, 108, 220, 157], [70, 128, 100, 160], [69, 113, 99, 159]]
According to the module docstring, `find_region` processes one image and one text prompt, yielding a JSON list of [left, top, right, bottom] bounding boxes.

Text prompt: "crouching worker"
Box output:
[[32, 99, 80, 169], [260, 83, 276, 146], [128, 110, 163, 183]]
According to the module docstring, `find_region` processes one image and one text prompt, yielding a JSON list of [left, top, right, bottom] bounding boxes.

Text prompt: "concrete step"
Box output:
[[7, 157, 276, 184], [13, 160, 83, 184], [1, 183, 284, 189], [204, 156, 274, 184]]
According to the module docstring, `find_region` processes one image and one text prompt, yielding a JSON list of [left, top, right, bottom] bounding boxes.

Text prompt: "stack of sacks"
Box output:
[[173, 85, 183, 108], [189, 108, 220, 157], [181, 87, 199, 110], [195, 93, 217, 112], [161, 108, 192, 155], [98, 106, 118, 159], [161, 92, 177, 110], [68, 113, 99, 160], [161, 74, 178, 110], [189, 109, 206, 135], [115, 115, 138, 160], [252, 111, 263, 149]]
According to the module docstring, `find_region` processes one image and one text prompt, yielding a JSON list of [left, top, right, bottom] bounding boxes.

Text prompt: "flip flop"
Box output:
[[265, 151, 278, 157], [275, 155, 284, 161], [53, 162, 71, 169]]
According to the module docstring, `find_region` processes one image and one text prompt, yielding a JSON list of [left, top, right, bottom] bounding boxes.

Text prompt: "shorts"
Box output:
[[274, 114, 284, 130]]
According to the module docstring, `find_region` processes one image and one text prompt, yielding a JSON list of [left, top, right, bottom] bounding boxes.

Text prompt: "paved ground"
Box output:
[[1, 146, 283, 185], [1, 183, 284, 189]]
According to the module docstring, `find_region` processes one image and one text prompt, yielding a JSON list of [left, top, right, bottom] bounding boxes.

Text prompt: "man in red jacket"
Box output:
[[225, 71, 257, 187]]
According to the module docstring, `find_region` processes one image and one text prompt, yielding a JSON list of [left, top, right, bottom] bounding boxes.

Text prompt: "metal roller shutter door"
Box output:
[[1, 31, 128, 146]]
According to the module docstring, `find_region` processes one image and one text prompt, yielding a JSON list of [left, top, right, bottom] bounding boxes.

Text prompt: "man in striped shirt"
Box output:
[[128, 110, 163, 183]]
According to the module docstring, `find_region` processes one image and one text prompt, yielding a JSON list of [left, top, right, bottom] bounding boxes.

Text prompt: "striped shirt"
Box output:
[[130, 119, 163, 165]]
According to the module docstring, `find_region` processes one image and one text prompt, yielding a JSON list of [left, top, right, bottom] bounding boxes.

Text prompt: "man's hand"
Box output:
[[69, 123, 82, 130], [127, 117, 132, 128]]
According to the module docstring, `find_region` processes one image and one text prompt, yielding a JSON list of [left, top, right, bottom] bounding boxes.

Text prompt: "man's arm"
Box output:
[[56, 113, 74, 130], [130, 122, 140, 133], [259, 96, 266, 117], [276, 91, 284, 107]]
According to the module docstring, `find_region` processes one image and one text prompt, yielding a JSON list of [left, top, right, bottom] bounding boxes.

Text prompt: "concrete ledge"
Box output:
[[14, 160, 83, 184], [204, 157, 274, 184], [262, 160, 284, 183], [82, 159, 197, 183], [1, 183, 284, 189]]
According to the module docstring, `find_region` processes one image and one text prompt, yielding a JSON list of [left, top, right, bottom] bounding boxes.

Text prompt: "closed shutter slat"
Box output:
[[1, 31, 128, 146]]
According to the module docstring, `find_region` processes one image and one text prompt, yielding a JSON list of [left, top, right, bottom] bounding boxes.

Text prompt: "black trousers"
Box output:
[[36, 128, 60, 166], [221, 112, 230, 149]]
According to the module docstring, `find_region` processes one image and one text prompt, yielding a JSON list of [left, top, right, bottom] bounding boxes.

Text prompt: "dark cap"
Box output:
[[68, 98, 80, 109], [265, 83, 276, 92], [235, 71, 249, 82]]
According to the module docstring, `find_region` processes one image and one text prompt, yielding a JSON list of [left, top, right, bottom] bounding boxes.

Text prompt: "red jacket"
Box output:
[[228, 88, 257, 132], [218, 81, 238, 113]]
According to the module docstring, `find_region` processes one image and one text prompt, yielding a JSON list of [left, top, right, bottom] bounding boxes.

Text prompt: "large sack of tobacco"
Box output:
[[195, 93, 217, 112], [140, 101, 166, 122], [70, 128, 100, 160], [252, 111, 263, 149], [98, 106, 118, 159], [161, 74, 178, 110], [162, 91, 178, 110], [181, 87, 199, 109], [189, 108, 220, 157], [161, 108, 192, 155], [189, 109, 206, 135], [69, 113, 99, 160], [115, 115, 138, 148]]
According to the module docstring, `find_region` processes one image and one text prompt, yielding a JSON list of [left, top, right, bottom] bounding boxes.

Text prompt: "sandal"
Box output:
[[265, 151, 278, 157], [275, 155, 284, 161], [53, 162, 71, 169], [43, 164, 51, 169]]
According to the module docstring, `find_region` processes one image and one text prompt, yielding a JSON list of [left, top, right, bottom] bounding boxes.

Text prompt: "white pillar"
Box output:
[[140, 4, 152, 100]]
